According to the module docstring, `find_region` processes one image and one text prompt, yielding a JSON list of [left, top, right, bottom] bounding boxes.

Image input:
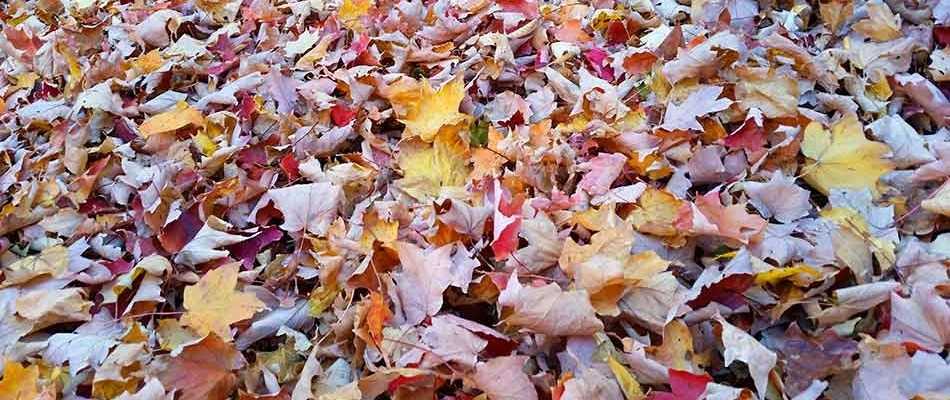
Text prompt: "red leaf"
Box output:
[[723, 119, 766, 153], [647, 369, 711, 400], [331, 103, 357, 127]]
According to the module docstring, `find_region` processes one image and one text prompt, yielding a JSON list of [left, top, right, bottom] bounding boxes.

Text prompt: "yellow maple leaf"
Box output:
[[339, 0, 374, 30], [397, 129, 470, 200], [129, 49, 165, 75], [139, 101, 206, 137], [0, 361, 39, 400], [801, 114, 894, 198], [627, 188, 687, 242], [821, 207, 896, 280], [181, 263, 266, 340], [57, 43, 83, 97], [399, 77, 470, 142]]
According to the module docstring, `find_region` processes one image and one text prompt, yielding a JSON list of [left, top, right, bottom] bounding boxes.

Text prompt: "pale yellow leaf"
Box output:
[[181, 263, 266, 340]]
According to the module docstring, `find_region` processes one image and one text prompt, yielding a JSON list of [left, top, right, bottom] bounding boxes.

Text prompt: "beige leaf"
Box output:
[[16, 288, 92, 331], [1, 245, 68, 287], [498, 274, 604, 336], [472, 356, 538, 400]]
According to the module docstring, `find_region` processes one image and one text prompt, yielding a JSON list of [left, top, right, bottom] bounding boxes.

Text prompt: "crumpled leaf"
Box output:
[[157, 334, 246, 400], [660, 86, 733, 131], [498, 273, 604, 336], [472, 356, 538, 400], [716, 316, 777, 400], [174, 217, 250, 266]]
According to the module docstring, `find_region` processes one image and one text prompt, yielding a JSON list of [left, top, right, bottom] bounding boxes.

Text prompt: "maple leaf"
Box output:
[[157, 334, 246, 400], [173, 217, 250, 267], [0, 244, 68, 287], [398, 77, 469, 142], [0, 360, 39, 400], [498, 273, 604, 336], [682, 191, 767, 244], [473, 356, 539, 400], [577, 152, 628, 196], [397, 129, 471, 199], [138, 101, 206, 137], [922, 181, 950, 216], [646, 369, 711, 400], [735, 67, 800, 118], [267, 182, 343, 236], [393, 241, 455, 325], [717, 316, 777, 400], [801, 114, 895, 197], [181, 263, 266, 340], [660, 85, 732, 131], [744, 171, 811, 223]]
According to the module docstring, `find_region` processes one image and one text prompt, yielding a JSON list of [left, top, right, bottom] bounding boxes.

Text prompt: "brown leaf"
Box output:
[[157, 334, 246, 400]]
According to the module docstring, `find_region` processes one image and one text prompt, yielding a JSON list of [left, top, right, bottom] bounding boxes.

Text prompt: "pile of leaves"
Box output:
[[1, 0, 949, 398]]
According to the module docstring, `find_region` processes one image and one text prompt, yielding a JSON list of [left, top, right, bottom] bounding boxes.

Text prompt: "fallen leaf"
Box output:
[[181, 263, 266, 340], [498, 273, 604, 336], [660, 86, 733, 132], [800, 114, 894, 197], [139, 101, 206, 137], [716, 316, 777, 399], [365, 291, 391, 347], [744, 171, 811, 223], [393, 241, 455, 325], [399, 77, 469, 142], [397, 129, 471, 199], [472, 356, 538, 400], [267, 182, 344, 236], [157, 334, 246, 400], [0, 360, 39, 400]]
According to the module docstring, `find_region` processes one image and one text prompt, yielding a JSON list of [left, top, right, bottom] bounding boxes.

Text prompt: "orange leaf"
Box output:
[[366, 291, 392, 346], [139, 101, 206, 137], [0, 361, 39, 400]]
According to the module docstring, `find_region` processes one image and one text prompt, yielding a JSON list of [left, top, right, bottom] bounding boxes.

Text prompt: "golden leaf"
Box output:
[[801, 114, 894, 198], [397, 129, 471, 199], [399, 77, 470, 142], [181, 263, 266, 340], [0, 361, 39, 400], [607, 355, 645, 400], [139, 101, 206, 137], [339, 0, 374, 30]]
